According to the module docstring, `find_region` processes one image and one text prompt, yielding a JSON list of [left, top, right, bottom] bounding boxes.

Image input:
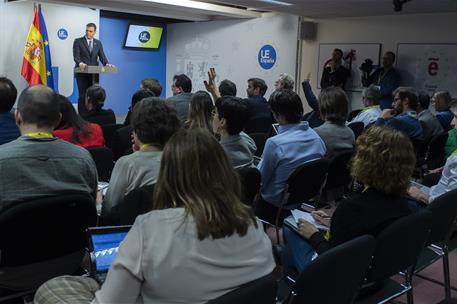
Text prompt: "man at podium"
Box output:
[[73, 22, 114, 114]]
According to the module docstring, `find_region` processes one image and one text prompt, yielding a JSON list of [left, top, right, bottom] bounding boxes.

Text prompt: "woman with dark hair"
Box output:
[[283, 126, 415, 272], [53, 95, 105, 148], [185, 90, 213, 133], [35, 129, 274, 304], [82, 85, 116, 126]]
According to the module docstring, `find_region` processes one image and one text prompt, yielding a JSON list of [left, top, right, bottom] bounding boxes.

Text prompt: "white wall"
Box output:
[[0, 1, 98, 96], [300, 13, 457, 111], [167, 14, 299, 99]]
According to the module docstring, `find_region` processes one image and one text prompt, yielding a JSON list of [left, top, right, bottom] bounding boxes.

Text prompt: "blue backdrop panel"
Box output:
[[99, 17, 167, 115]]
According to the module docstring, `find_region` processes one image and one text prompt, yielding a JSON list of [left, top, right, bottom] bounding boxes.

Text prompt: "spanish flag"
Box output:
[[21, 4, 54, 89]]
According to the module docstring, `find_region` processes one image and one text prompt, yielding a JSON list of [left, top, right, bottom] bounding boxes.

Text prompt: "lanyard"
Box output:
[[23, 132, 54, 138], [139, 143, 160, 151]]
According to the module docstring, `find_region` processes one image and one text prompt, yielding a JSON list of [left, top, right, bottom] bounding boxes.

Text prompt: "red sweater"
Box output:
[[53, 123, 105, 148]]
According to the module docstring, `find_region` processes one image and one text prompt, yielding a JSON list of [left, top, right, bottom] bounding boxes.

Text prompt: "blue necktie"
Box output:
[[89, 40, 93, 52]]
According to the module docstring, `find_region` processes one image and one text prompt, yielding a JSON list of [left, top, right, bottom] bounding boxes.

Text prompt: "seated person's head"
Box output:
[[318, 86, 349, 123], [130, 89, 155, 112], [247, 78, 267, 98], [219, 79, 237, 97], [212, 96, 249, 136], [432, 91, 452, 112], [392, 87, 418, 113], [417, 93, 431, 112], [172, 74, 192, 96], [85, 84, 106, 112], [351, 126, 415, 196], [140, 78, 162, 97], [153, 128, 257, 240], [188, 91, 213, 131], [274, 73, 294, 90], [16, 85, 60, 131], [0, 77, 17, 113], [269, 89, 303, 124], [362, 85, 381, 107], [55, 94, 92, 143], [131, 97, 181, 149]]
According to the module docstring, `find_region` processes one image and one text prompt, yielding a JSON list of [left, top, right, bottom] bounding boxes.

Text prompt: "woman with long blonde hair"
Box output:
[[185, 90, 214, 133]]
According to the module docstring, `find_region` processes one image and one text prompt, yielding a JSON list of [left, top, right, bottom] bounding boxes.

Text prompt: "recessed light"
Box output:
[[256, 0, 293, 6]]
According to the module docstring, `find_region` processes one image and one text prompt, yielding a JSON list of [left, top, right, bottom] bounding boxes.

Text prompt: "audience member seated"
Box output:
[[444, 101, 457, 158], [219, 79, 237, 96], [350, 84, 382, 127], [314, 86, 355, 158], [123, 78, 162, 126], [409, 102, 457, 204], [185, 90, 214, 133], [34, 129, 275, 304], [244, 77, 272, 132], [361, 51, 400, 110], [283, 126, 414, 272], [166, 74, 193, 121], [102, 98, 180, 215], [433, 90, 454, 131], [256, 90, 326, 223], [213, 96, 256, 168], [416, 93, 444, 143], [53, 95, 105, 148], [274, 73, 294, 90], [301, 76, 324, 128], [81, 85, 116, 126], [376, 87, 423, 141], [0, 77, 20, 145]]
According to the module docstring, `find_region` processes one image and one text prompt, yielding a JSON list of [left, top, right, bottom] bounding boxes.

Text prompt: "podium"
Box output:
[[74, 65, 118, 84]]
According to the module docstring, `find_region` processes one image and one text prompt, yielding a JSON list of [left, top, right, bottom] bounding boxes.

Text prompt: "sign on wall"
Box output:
[[396, 43, 457, 96]]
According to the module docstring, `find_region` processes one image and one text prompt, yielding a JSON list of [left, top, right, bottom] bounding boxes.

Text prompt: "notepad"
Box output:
[[284, 209, 329, 231], [410, 180, 431, 195]]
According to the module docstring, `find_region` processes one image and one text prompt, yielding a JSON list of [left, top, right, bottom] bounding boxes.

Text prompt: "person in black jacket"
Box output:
[[283, 126, 415, 272], [82, 85, 115, 126]]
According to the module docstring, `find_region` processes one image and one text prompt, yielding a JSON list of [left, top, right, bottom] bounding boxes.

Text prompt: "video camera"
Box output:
[[359, 59, 374, 74]]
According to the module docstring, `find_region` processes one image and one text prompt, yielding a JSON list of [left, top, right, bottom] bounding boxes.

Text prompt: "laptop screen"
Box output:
[[90, 229, 129, 271]]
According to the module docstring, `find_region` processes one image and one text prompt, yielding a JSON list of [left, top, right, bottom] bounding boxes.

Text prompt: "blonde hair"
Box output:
[[153, 129, 257, 240], [186, 91, 213, 133], [351, 126, 415, 196]]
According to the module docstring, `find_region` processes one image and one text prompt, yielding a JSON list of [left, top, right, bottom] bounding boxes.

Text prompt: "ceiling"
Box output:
[[199, 0, 457, 19]]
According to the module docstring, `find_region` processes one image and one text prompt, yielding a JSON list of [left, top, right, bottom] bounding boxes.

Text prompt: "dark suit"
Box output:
[[73, 37, 109, 114]]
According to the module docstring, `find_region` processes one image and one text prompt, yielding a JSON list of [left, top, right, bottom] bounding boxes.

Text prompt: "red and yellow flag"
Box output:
[[21, 5, 54, 89]]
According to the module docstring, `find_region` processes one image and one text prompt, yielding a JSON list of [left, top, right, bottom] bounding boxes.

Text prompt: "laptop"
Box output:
[[87, 225, 131, 284]]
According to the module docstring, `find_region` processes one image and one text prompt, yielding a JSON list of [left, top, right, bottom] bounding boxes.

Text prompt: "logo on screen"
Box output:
[[138, 31, 150, 43], [258, 45, 276, 70], [57, 28, 68, 40]]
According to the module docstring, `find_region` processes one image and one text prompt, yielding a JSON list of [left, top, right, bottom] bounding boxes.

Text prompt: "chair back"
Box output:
[[101, 124, 123, 151], [206, 274, 277, 304], [287, 235, 376, 304], [285, 158, 329, 207], [248, 133, 268, 157], [426, 188, 457, 244], [365, 210, 432, 282], [87, 147, 114, 182], [347, 121, 365, 139], [237, 167, 261, 206], [112, 125, 133, 161], [426, 132, 449, 169], [324, 150, 354, 191], [0, 193, 97, 267], [244, 117, 272, 134]]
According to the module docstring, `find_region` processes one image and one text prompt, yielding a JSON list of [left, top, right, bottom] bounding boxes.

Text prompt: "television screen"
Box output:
[[124, 24, 163, 50]]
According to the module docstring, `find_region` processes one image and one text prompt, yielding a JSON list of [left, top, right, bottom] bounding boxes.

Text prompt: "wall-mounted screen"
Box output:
[[124, 24, 163, 50]]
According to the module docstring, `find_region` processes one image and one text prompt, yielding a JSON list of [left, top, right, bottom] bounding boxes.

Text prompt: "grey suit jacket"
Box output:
[[73, 37, 109, 67], [166, 93, 193, 121], [418, 109, 444, 143]]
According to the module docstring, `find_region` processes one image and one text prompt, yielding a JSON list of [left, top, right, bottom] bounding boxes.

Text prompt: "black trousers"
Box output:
[[75, 73, 99, 115]]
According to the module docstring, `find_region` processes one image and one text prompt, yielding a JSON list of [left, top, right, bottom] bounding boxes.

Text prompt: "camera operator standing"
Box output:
[[361, 51, 400, 110]]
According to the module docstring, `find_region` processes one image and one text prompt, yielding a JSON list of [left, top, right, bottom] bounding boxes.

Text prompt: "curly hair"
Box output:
[[351, 126, 416, 196]]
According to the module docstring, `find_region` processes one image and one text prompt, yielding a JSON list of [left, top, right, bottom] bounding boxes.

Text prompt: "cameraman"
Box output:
[[361, 51, 400, 110]]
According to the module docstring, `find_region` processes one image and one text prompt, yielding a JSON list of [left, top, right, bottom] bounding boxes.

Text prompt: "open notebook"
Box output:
[[284, 209, 329, 232]]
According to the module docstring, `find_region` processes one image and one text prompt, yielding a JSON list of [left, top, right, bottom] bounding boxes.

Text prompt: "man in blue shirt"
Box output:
[[376, 87, 423, 141], [256, 90, 326, 223], [0, 77, 20, 145]]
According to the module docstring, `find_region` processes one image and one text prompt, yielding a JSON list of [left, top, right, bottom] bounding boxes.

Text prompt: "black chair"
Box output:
[[101, 184, 155, 226], [285, 235, 376, 304], [425, 132, 448, 170], [87, 147, 114, 182], [413, 189, 457, 300], [206, 274, 277, 304], [101, 123, 123, 152], [348, 109, 363, 122], [438, 299, 457, 304], [355, 210, 432, 304], [237, 167, 261, 206], [249, 133, 268, 157], [244, 116, 272, 134], [0, 193, 97, 301], [111, 125, 133, 161], [347, 121, 365, 139], [323, 150, 354, 198]]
